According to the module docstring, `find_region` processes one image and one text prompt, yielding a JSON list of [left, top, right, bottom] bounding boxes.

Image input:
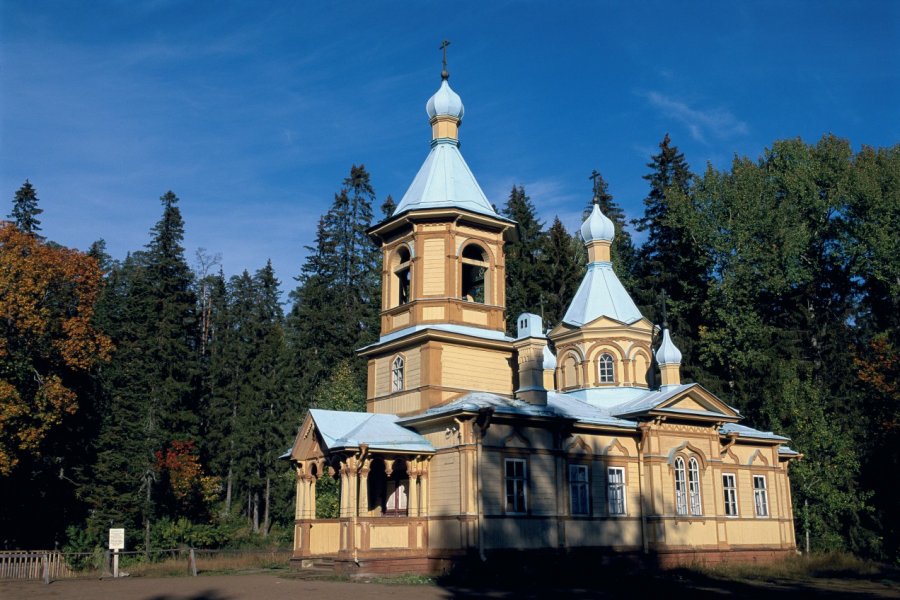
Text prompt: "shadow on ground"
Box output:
[[433, 553, 900, 599]]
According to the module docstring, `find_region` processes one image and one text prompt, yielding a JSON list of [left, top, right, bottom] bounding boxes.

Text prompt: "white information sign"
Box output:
[[108, 528, 125, 550]]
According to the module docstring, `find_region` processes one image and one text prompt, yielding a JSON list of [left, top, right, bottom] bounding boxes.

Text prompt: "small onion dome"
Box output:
[[426, 79, 464, 121], [656, 327, 683, 366], [581, 203, 615, 244], [542, 345, 557, 370]]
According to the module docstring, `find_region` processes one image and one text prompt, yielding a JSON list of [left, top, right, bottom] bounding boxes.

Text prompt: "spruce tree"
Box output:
[[540, 217, 584, 329], [89, 191, 199, 550], [501, 185, 545, 332], [9, 180, 43, 235], [381, 194, 396, 218], [632, 134, 708, 383], [286, 165, 381, 403], [584, 170, 636, 287]]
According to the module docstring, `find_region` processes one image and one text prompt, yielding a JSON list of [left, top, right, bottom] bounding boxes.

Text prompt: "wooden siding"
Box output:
[[422, 238, 445, 296], [441, 345, 512, 393], [429, 452, 461, 515]]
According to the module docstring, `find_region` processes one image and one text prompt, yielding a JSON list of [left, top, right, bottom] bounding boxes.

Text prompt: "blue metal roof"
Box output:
[[562, 261, 644, 327], [581, 204, 615, 242], [358, 323, 514, 352], [398, 391, 637, 429], [392, 140, 499, 218], [656, 328, 683, 366], [426, 79, 464, 120], [309, 409, 434, 453], [720, 422, 790, 442]]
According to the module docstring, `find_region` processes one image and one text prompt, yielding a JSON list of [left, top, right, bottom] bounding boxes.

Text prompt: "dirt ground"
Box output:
[[1, 574, 450, 600], [1, 571, 898, 600]]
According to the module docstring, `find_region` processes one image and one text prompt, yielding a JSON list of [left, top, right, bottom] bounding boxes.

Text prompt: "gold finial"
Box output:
[[440, 39, 450, 80]]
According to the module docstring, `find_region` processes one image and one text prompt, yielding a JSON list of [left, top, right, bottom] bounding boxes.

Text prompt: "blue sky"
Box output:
[[2, 1, 898, 295]]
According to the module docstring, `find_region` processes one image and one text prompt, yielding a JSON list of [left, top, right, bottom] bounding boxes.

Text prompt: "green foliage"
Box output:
[[678, 135, 898, 557], [538, 217, 584, 329], [150, 516, 233, 549], [315, 474, 340, 519], [502, 185, 546, 331], [9, 179, 43, 235], [633, 134, 710, 385], [313, 360, 366, 412]]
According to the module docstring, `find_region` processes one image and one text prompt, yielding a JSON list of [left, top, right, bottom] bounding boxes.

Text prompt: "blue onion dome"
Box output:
[[426, 79, 465, 121], [656, 328, 683, 366], [580, 203, 615, 244]]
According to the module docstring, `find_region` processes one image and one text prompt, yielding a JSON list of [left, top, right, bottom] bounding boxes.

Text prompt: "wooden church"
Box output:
[[286, 65, 799, 574]]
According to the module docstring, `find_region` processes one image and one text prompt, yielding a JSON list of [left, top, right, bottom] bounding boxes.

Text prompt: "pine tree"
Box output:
[[88, 191, 200, 550], [501, 185, 545, 332], [539, 217, 584, 329], [9, 180, 43, 235], [381, 194, 396, 218], [632, 134, 708, 383], [286, 165, 381, 404], [584, 170, 636, 287]]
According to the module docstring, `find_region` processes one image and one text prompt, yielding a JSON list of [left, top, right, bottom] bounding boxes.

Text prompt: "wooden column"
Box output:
[[294, 466, 306, 519], [358, 459, 370, 516], [408, 460, 419, 518]]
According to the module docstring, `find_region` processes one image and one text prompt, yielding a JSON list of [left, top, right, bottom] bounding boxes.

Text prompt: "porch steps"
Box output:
[[292, 557, 336, 579]]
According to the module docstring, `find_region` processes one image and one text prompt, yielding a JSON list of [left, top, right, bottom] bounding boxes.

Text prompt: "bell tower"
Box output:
[[361, 55, 517, 415]]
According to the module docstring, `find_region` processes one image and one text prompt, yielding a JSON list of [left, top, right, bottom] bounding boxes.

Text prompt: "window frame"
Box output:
[[460, 243, 490, 304], [391, 355, 405, 392], [568, 463, 590, 516], [753, 475, 770, 518], [598, 353, 615, 384], [674, 456, 688, 516], [607, 466, 627, 516], [688, 457, 703, 516], [722, 473, 738, 517], [504, 457, 528, 514]]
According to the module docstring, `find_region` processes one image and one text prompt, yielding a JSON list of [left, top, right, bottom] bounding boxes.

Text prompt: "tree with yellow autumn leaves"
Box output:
[[0, 220, 112, 475]]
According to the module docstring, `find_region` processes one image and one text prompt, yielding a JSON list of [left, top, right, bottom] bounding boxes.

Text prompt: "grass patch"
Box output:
[[696, 552, 887, 582], [122, 550, 291, 578]]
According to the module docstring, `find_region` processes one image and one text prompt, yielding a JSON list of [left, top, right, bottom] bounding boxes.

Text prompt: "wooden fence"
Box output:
[[0, 551, 75, 580]]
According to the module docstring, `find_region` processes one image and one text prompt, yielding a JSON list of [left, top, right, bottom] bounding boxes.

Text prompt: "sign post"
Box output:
[[108, 528, 125, 578]]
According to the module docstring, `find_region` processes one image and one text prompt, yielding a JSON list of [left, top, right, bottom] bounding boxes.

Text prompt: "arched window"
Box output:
[[392, 246, 412, 306], [391, 355, 404, 392], [460, 244, 489, 303], [674, 457, 687, 515], [598, 353, 615, 384], [688, 457, 703, 515]]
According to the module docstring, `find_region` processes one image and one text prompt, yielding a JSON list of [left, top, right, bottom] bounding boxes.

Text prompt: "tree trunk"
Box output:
[[252, 489, 260, 533], [263, 476, 271, 538], [223, 464, 233, 516]]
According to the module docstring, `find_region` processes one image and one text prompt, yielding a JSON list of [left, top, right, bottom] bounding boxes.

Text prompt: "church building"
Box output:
[[286, 66, 799, 574]]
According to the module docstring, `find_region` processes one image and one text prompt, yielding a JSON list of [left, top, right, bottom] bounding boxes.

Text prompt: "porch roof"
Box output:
[[310, 409, 435, 454]]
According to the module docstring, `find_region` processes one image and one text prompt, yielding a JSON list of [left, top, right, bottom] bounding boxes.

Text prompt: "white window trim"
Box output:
[[598, 353, 615, 384], [568, 464, 590, 516], [722, 473, 739, 517], [505, 458, 527, 514], [607, 466, 627, 516], [688, 457, 703, 516], [753, 475, 770, 518], [674, 457, 687, 516], [391, 355, 404, 392]]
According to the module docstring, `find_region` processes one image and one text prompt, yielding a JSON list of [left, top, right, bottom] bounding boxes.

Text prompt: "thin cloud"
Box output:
[[643, 91, 749, 143]]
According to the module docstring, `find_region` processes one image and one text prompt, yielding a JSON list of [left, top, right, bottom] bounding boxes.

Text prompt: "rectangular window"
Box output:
[[569, 464, 589, 516], [607, 467, 626, 516], [505, 458, 527, 513], [753, 475, 769, 517], [723, 473, 738, 517]]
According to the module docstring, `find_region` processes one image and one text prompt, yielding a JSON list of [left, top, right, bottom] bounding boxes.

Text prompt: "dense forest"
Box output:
[[0, 135, 897, 561]]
